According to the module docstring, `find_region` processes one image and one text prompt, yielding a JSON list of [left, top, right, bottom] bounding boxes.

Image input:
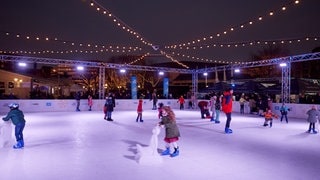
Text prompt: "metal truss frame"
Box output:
[[1, 52, 319, 100]]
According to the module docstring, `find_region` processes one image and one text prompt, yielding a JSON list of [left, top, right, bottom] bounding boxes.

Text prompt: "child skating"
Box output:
[[262, 108, 278, 127], [159, 106, 181, 157], [306, 105, 319, 134], [136, 98, 143, 122], [2, 103, 26, 149]]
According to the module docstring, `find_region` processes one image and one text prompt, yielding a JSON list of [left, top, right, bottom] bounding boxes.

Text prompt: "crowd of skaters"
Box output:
[[1, 88, 319, 156], [71, 88, 319, 135]]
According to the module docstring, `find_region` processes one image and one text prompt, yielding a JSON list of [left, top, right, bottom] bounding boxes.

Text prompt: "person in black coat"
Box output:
[[104, 96, 114, 121]]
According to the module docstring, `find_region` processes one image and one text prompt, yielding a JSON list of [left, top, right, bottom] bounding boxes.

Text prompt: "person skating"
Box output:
[[210, 95, 217, 122], [306, 105, 319, 134], [214, 95, 222, 124], [280, 103, 289, 123], [159, 106, 181, 157], [88, 95, 93, 111], [2, 103, 26, 149], [177, 95, 185, 110], [104, 96, 114, 121], [262, 108, 278, 128], [136, 98, 144, 122], [222, 88, 233, 134], [75, 91, 81, 111], [198, 100, 211, 119], [158, 102, 164, 119], [239, 94, 246, 114]]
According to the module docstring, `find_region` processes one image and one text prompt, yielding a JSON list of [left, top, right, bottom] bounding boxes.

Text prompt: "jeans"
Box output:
[[107, 111, 112, 119], [281, 113, 288, 122], [240, 104, 244, 114], [215, 110, 220, 122], [15, 122, 25, 142], [225, 113, 232, 129]]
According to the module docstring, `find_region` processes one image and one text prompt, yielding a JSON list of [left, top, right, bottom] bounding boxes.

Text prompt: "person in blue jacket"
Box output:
[[280, 103, 290, 123], [2, 103, 26, 149]]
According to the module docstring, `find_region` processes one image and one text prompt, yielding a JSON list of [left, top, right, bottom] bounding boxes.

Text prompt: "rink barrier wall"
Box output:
[[0, 99, 319, 119]]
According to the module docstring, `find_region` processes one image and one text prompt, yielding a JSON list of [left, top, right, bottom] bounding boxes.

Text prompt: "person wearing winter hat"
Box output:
[[2, 103, 26, 149]]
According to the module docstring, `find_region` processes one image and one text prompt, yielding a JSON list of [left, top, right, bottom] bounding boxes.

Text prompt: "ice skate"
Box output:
[[13, 140, 23, 149], [161, 147, 170, 156], [225, 128, 233, 134], [170, 147, 179, 157]]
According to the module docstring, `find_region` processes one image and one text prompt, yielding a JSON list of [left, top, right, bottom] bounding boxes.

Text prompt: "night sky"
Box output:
[[0, 0, 319, 68]]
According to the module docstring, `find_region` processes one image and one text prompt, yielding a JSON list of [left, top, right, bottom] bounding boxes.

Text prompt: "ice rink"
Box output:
[[1, 109, 319, 180]]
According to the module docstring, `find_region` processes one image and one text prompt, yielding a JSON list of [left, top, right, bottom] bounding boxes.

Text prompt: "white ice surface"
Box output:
[[0, 109, 319, 180]]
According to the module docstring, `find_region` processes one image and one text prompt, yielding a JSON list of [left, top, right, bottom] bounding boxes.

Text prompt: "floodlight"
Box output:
[[279, 63, 287, 67], [18, 62, 27, 67], [77, 66, 84, 71]]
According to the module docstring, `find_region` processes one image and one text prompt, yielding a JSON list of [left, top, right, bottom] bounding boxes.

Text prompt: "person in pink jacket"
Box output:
[[136, 98, 143, 122], [88, 95, 93, 111]]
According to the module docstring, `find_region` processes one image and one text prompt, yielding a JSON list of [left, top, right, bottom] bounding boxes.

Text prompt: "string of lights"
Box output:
[[166, 36, 319, 50], [0, 47, 143, 56], [166, 0, 301, 48], [88, 0, 153, 47], [167, 34, 319, 65], [160, 51, 190, 69], [168, 51, 231, 65], [87, 1, 192, 68], [0, 30, 143, 52], [0, 0, 306, 68], [126, 53, 150, 65]]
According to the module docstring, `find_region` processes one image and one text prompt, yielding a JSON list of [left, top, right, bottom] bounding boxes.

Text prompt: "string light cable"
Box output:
[[88, 0, 153, 47], [167, 36, 319, 50], [165, 0, 301, 49], [88, 1, 190, 68], [0, 30, 143, 53]]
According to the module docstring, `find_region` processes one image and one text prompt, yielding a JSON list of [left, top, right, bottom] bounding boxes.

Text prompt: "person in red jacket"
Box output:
[[136, 98, 143, 122], [222, 88, 233, 134], [177, 95, 185, 110]]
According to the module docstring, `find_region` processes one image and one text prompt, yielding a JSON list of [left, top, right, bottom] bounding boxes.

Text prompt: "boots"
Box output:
[[170, 147, 179, 157], [269, 122, 272, 128], [161, 147, 170, 156]]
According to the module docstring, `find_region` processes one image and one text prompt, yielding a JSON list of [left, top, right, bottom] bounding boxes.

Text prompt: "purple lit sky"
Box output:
[[0, 0, 319, 67]]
